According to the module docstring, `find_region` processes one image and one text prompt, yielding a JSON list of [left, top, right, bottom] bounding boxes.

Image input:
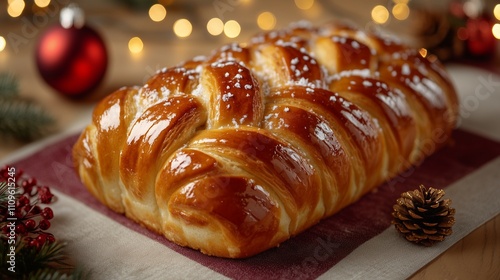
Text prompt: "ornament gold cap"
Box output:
[[60, 4, 85, 29]]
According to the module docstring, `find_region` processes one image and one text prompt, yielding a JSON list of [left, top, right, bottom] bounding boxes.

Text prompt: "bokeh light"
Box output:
[[295, 0, 314, 10], [494, 4, 500, 21], [7, 0, 25, 18], [207, 18, 224, 36], [128, 37, 143, 54], [257, 11, 276, 31], [149, 4, 167, 22], [392, 3, 409, 20], [173, 19, 192, 38], [34, 0, 50, 8], [371, 5, 389, 24], [493, 23, 500, 40], [224, 20, 241, 38], [463, 1, 480, 18], [0, 36, 6, 52]]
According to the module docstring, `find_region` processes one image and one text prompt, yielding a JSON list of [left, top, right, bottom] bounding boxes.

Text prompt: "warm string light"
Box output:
[[371, 1, 411, 24], [493, 24, 500, 40], [7, 0, 25, 18], [295, 0, 314, 10], [34, 0, 51, 8], [207, 18, 224, 36], [149, 4, 167, 22], [239, 0, 252, 6], [494, 5, 500, 40], [1, 0, 491, 58], [392, 3, 410, 20], [494, 4, 500, 21], [0, 36, 6, 52], [257, 11, 276, 31], [128, 37, 143, 54], [206, 18, 243, 38], [224, 20, 241, 38], [371, 5, 389, 24], [173, 19, 193, 38]]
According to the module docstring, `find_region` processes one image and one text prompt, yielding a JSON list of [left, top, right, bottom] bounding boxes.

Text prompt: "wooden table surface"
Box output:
[[1, 1, 499, 279]]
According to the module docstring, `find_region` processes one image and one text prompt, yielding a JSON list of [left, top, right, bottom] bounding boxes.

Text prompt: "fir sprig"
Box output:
[[0, 181, 17, 207], [0, 97, 55, 141], [0, 241, 79, 279], [0, 72, 18, 99], [1, 167, 90, 279], [26, 241, 72, 271], [0, 72, 56, 142]]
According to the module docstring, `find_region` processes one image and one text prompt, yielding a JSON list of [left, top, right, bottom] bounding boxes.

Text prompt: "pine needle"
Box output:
[[31, 242, 73, 269], [0, 241, 91, 280], [0, 97, 55, 141], [0, 72, 19, 98]]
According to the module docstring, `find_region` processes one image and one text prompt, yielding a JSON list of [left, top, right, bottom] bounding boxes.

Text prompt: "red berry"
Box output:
[[41, 207, 54, 220], [19, 195, 30, 206], [38, 219, 51, 230], [22, 178, 37, 194], [28, 239, 40, 250], [22, 178, 37, 188], [46, 234, 56, 244], [15, 209, 26, 219], [36, 234, 47, 245], [38, 186, 54, 204], [25, 219, 36, 230], [15, 223, 27, 235], [23, 204, 33, 214]]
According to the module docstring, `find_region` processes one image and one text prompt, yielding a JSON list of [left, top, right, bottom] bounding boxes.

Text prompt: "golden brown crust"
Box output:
[[72, 21, 458, 258]]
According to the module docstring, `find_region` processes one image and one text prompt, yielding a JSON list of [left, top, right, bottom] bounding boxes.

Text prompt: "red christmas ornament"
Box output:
[[464, 16, 496, 57], [35, 4, 107, 98]]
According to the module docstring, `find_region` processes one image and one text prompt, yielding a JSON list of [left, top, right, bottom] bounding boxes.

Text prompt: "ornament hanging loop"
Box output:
[[60, 4, 85, 29]]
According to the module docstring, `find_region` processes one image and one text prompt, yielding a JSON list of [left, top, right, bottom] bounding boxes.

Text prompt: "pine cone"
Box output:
[[392, 185, 455, 246]]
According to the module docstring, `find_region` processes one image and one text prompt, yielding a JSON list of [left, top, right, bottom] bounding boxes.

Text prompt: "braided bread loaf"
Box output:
[[73, 21, 458, 258]]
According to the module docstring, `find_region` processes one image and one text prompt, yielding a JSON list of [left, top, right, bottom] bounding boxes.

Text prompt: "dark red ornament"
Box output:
[[35, 4, 107, 98], [464, 15, 496, 57]]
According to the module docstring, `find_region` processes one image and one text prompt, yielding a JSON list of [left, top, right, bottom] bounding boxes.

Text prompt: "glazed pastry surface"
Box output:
[[73, 22, 458, 258]]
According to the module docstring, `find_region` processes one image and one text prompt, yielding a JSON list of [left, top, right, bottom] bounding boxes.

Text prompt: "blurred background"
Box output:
[[0, 0, 499, 156]]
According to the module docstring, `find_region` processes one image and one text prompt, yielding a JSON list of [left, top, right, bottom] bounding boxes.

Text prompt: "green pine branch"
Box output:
[[0, 241, 90, 280], [0, 72, 19, 99], [0, 181, 13, 208], [0, 72, 56, 142], [0, 97, 56, 141]]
